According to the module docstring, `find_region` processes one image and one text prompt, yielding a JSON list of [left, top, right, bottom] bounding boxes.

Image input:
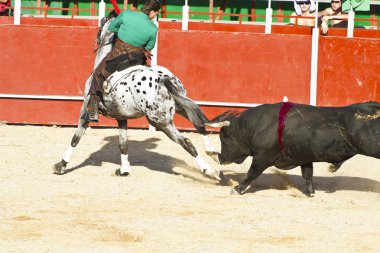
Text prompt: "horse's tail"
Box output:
[[163, 78, 210, 127]]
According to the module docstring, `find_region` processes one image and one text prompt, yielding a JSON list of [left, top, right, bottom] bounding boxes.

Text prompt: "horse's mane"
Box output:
[[96, 10, 118, 45]]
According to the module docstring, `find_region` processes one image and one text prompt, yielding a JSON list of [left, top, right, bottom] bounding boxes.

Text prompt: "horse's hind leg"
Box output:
[[155, 123, 221, 180], [114, 119, 131, 176], [328, 159, 349, 173], [53, 98, 90, 175]]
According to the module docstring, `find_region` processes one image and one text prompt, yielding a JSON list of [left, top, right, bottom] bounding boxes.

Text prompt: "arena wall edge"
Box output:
[[0, 20, 379, 128]]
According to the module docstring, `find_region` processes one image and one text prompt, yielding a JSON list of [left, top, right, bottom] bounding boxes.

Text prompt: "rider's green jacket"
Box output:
[[108, 10, 158, 51]]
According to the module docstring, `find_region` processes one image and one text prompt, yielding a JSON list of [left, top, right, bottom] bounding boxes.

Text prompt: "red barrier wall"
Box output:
[[0, 18, 379, 129], [318, 37, 380, 105]]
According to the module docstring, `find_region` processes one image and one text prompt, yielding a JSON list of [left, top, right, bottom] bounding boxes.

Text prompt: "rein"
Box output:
[[93, 40, 113, 53], [94, 9, 119, 53], [94, 0, 121, 52]]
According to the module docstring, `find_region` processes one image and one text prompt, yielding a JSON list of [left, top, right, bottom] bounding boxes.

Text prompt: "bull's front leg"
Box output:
[[232, 160, 267, 195]]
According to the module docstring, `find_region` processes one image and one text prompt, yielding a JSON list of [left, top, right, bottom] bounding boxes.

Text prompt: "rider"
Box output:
[[87, 0, 161, 122]]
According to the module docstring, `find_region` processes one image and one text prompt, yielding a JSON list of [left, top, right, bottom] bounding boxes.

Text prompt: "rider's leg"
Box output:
[[88, 62, 109, 122], [88, 73, 103, 122], [89, 92, 101, 122]]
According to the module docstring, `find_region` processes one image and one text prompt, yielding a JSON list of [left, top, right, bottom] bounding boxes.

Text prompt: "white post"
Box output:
[[14, 0, 21, 25], [182, 0, 189, 31], [310, 0, 319, 106], [149, 16, 159, 132], [265, 0, 272, 34], [151, 17, 159, 66], [98, 0, 106, 27], [347, 5, 354, 38]]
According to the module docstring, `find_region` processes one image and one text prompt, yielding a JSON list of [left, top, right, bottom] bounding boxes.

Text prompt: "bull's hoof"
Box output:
[[115, 169, 129, 177], [53, 160, 67, 175], [328, 164, 339, 173], [231, 185, 245, 195], [305, 183, 315, 197]]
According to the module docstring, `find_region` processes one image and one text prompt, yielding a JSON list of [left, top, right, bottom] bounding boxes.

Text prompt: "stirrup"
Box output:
[[81, 112, 90, 121], [88, 95, 100, 122]]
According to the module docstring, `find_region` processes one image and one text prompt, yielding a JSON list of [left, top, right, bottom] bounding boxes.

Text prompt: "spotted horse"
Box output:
[[53, 11, 221, 180]]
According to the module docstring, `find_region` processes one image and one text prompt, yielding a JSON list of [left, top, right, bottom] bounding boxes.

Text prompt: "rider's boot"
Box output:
[[89, 94, 100, 122]]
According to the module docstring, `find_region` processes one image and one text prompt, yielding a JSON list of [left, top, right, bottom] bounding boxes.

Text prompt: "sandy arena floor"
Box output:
[[0, 124, 379, 252]]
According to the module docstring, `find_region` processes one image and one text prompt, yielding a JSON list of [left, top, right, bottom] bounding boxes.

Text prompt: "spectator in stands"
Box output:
[[318, 0, 348, 35], [87, 0, 161, 122], [289, 0, 316, 27], [0, 0, 11, 16]]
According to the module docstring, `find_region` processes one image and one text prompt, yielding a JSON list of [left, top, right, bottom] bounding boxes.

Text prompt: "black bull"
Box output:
[[207, 101, 380, 196]]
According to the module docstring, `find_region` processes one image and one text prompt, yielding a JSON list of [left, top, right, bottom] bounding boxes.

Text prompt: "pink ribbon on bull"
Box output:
[[277, 102, 295, 151], [110, 0, 121, 15]]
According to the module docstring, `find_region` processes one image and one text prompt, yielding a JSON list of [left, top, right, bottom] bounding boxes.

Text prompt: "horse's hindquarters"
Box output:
[[103, 91, 143, 119]]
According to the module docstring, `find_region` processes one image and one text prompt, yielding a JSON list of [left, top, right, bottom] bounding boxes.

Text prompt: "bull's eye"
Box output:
[[221, 128, 230, 138]]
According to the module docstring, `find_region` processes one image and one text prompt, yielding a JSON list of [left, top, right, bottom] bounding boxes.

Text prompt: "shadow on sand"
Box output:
[[221, 169, 380, 195], [63, 135, 215, 184], [62, 135, 380, 194]]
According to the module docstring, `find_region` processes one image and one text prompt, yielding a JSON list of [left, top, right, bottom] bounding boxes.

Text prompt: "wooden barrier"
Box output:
[[0, 19, 379, 129]]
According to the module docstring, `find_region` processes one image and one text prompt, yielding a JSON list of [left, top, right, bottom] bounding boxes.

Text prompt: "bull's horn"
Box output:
[[207, 152, 221, 164], [205, 121, 230, 128]]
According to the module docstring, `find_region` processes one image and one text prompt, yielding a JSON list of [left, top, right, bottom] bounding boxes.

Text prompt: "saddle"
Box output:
[[103, 65, 148, 93]]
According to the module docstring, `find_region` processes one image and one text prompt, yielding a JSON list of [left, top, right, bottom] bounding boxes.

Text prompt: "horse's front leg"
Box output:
[[157, 124, 222, 180], [177, 110, 217, 155], [115, 119, 131, 176], [53, 96, 90, 175]]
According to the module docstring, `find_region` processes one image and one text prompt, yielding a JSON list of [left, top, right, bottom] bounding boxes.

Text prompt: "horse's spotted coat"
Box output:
[[102, 66, 185, 124]]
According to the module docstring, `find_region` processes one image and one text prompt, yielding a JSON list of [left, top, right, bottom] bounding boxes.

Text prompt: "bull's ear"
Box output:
[[205, 121, 230, 128]]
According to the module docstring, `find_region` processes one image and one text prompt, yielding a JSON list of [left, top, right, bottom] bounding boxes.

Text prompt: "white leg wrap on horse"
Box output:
[[195, 155, 212, 173], [62, 146, 75, 163], [201, 135, 216, 153], [120, 154, 131, 174]]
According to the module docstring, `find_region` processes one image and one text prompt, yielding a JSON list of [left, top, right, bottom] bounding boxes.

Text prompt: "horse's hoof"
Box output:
[[217, 171, 225, 181], [211, 170, 222, 181], [204, 169, 222, 181], [52, 160, 67, 175], [305, 189, 315, 198], [115, 169, 129, 177]]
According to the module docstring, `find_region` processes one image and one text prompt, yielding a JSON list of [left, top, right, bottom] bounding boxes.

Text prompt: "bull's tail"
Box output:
[[163, 78, 209, 127]]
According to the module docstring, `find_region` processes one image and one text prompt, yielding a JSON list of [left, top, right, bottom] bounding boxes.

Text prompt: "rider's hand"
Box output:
[[321, 21, 329, 35]]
